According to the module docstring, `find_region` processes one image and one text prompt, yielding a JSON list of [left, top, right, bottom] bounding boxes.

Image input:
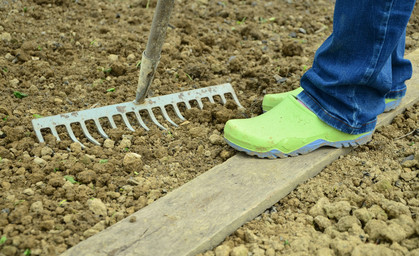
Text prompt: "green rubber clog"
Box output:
[[224, 95, 373, 159]]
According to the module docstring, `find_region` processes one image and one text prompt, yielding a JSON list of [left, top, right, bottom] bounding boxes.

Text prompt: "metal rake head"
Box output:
[[32, 83, 243, 148]]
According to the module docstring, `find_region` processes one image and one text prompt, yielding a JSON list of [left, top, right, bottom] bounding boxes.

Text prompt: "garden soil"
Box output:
[[0, 0, 418, 255]]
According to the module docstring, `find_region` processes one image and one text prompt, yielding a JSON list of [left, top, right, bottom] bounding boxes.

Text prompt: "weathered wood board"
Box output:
[[62, 50, 419, 256]]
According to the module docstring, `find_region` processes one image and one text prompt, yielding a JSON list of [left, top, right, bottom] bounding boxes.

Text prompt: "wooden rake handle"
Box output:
[[134, 0, 175, 104]]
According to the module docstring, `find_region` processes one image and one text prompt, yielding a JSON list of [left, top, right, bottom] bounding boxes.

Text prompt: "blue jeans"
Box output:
[[297, 0, 416, 134]]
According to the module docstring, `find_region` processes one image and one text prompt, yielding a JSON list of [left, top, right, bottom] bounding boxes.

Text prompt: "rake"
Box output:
[[31, 0, 243, 148]]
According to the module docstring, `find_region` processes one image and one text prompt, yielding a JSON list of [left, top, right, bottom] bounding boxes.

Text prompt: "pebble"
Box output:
[[353, 208, 372, 224], [34, 157, 47, 167], [88, 198, 107, 216], [119, 138, 132, 149], [103, 139, 115, 149], [337, 216, 361, 232], [0, 32, 11, 42], [244, 230, 258, 243], [364, 219, 387, 240], [123, 152, 142, 166], [54, 98, 63, 104], [63, 214, 73, 224], [214, 245, 231, 256], [383, 222, 407, 243], [9, 78, 19, 87], [324, 201, 351, 219], [381, 200, 410, 218], [209, 133, 223, 145], [230, 245, 248, 256], [309, 197, 330, 217], [41, 146, 53, 156], [23, 188, 35, 196], [83, 228, 99, 238], [70, 142, 82, 153], [30, 201, 44, 214], [108, 54, 119, 62], [314, 215, 331, 231], [127, 53, 136, 61], [5, 53, 14, 61], [77, 170, 97, 183], [2, 245, 17, 256]]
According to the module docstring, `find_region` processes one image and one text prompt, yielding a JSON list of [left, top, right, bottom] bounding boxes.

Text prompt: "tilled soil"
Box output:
[[0, 0, 418, 255]]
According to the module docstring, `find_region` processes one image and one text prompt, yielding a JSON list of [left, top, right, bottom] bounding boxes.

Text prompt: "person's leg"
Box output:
[[385, 29, 413, 111], [298, 0, 416, 135], [224, 0, 416, 158]]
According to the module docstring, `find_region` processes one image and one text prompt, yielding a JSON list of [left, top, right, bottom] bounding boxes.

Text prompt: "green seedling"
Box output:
[[103, 67, 112, 74], [13, 91, 28, 99], [23, 7, 27, 12], [124, 147, 130, 152], [236, 17, 246, 25], [37, 45, 42, 51], [284, 240, 290, 246], [146, 0, 150, 8], [99, 159, 108, 164], [0, 236, 6, 245], [0, 157, 3, 162], [14, 200, 25, 205], [106, 88, 115, 92], [24, 249, 31, 256], [90, 39, 97, 46], [2, 115, 8, 121], [33, 114, 42, 118], [185, 73, 193, 81], [64, 175, 78, 184], [1, 67, 7, 73], [58, 199, 67, 206], [302, 65, 308, 71], [134, 171, 139, 175], [136, 60, 142, 68]]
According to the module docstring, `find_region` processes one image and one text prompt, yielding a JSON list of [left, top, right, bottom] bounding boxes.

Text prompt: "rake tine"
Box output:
[[230, 93, 243, 108], [80, 122, 101, 146], [196, 99, 204, 110], [121, 114, 135, 132], [160, 107, 178, 127], [147, 109, 166, 130], [94, 119, 109, 139], [50, 126, 61, 142], [184, 101, 192, 109], [65, 124, 86, 148], [172, 104, 186, 121], [108, 116, 117, 129], [219, 94, 227, 104], [207, 96, 215, 104], [34, 129, 45, 143], [134, 111, 150, 131]]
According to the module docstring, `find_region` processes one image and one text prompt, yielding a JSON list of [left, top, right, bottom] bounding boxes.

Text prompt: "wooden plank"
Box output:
[[61, 50, 419, 256]]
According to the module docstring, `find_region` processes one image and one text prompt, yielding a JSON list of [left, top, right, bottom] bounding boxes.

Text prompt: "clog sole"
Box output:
[[225, 131, 373, 159]]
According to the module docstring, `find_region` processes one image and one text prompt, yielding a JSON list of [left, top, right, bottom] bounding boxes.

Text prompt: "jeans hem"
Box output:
[[297, 91, 376, 135], [385, 85, 407, 99]]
